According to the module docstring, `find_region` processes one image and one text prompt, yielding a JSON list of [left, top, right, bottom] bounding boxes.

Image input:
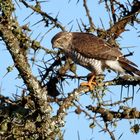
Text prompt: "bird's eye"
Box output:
[[56, 40, 61, 44]]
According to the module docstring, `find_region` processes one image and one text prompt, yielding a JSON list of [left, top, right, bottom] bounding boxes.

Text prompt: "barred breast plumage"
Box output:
[[70, 50, 104, 75]]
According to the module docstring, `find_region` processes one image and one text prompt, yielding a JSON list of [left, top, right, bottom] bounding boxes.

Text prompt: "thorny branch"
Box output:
[[87, 105, 140, 120], [83, 0, 95, 31], [107, 0, 140, 39], [19, 0, 66, 31], [105, 75, 140, 86], [96, 0, 140, 48], [0, 0, 63, 139]]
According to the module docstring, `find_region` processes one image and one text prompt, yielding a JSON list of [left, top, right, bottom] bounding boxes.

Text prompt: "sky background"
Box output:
[[0, 0, 140, 140]]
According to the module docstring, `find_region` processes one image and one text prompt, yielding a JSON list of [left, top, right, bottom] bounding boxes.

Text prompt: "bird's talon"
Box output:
[[80, 81, 97, 90]]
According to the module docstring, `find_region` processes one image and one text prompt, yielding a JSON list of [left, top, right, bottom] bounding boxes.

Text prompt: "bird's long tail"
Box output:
[[120, 61, 140, 76]]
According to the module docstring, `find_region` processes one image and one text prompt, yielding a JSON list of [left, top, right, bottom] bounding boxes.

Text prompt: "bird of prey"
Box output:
[[51, 32, 140, 89]]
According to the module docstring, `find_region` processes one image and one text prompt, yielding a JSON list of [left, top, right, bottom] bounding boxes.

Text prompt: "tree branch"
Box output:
[[105, 76, 140, 86], [83, 0, 95, 31], [107, 1, 140, 39], [19, 0, 66, 31], [87, 105, 140, 121], [0, 22, 50, 114]]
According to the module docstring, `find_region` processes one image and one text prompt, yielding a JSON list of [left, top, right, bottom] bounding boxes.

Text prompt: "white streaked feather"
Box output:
[[105, 60, 125, 73]]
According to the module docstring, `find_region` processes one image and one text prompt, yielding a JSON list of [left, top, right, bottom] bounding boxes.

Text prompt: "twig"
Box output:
[[83, 0, 95, 31], [19, 0, 66, 31]]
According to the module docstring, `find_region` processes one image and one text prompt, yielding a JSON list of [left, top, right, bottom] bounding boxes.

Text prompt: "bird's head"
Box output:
[[51, 32, 72, 52]]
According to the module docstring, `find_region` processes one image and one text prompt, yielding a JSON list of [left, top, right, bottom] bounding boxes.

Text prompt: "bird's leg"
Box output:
[[80, 74, 97, 90]]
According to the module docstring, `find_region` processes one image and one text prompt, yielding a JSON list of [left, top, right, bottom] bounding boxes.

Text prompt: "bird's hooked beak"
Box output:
[[52, 43, 56, 49], [52, 42, 58, 50], [51, 37, 57, 49], [51, 38, 59, 49]]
